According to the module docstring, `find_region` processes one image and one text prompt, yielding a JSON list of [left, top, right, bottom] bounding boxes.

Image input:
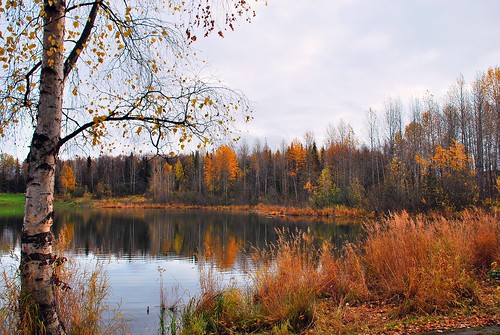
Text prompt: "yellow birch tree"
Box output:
[[0, 1, 263, 333], [59, 163, 76, 195]]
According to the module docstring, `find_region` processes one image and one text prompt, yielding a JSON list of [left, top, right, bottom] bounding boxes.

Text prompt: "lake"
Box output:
[[0, 207, 362, 334]]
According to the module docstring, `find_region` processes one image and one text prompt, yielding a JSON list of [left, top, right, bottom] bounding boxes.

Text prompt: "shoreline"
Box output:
[[61, 195, 370, 220]]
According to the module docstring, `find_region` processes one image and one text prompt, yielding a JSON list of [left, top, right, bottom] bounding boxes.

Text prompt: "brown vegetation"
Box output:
[[67, 195, 368, 221], [181, 209, 500, 334]]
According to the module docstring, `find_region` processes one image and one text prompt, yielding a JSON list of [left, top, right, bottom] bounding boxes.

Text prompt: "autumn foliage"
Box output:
[[59, 164, 76, 195], [204, 145, 239, 196], [415, 139, 476, 209]]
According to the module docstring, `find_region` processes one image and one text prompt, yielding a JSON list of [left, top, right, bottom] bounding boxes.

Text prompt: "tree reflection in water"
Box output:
[[0, 208, 362, 271], [0, 208, 362, 334]]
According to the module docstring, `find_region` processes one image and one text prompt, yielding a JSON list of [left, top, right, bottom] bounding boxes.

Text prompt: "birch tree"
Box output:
[[0, 0, 262, 333]]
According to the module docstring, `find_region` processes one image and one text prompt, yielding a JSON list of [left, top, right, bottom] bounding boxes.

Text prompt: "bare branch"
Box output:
[[23, 61, 42, 107], [64, 0, 101, 79], [66, 1, 99, 13]]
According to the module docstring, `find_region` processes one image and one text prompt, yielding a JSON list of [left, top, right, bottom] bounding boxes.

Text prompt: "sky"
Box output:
[[1, 0, 500, 159], [195, 0, 500, 149]]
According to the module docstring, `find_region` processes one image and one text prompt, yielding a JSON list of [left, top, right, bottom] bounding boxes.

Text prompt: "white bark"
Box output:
[[20, 1, 67, 334]]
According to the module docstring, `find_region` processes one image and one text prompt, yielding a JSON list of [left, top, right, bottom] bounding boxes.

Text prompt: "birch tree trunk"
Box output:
[[20, 1, 67, 334]]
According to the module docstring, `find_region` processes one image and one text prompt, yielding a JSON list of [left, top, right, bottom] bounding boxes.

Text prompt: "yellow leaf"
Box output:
[[123, 28, 132, 38]]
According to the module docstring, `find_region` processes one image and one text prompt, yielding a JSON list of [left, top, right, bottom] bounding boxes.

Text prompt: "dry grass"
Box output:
[[180, 229, 326, 334], [78, 195, 367, 220], [181, 228, 369, 334], [181, 209, 500, 334], [251, 229, 322, 330], [0, 253, 22, 335], [319, 243, 369, 304], [363, 210, 499, 315], [0, 226, 129, 335], [54, 260, 129, 335], [252, 204, 366, 219]]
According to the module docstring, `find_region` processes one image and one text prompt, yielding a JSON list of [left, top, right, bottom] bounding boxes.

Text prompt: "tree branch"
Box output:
[[23, 61, 42, 107], [66, 1, 99, 13], [63, 0, 101, 79]]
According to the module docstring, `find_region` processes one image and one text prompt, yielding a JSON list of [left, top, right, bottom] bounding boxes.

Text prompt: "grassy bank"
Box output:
[[57, 194, 368, 220], [0, 193, 25, 217], [180, 210, 500, 334]]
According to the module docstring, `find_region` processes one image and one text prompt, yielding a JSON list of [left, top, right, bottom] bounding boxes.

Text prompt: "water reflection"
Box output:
[[0, 208, 362, 334], [0, 208, 364, 271], [0, 208, 361, 269]]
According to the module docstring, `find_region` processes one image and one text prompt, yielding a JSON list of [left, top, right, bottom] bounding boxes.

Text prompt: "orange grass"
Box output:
[[182, 209, 500, 334], [363, 210, 498, 315], [251, 229, 322, 329], [72, 195, 367, 220]]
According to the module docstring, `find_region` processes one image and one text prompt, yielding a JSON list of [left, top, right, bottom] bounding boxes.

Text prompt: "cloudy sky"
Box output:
[[196, 0, 500, 149], [2, 1, 499, 159]]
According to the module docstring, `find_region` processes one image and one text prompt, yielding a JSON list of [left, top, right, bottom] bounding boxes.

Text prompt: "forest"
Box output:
[[1, 67, 499, 212]]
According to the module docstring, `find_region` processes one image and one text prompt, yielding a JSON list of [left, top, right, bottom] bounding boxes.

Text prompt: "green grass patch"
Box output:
[[0, 193, 25, 217]]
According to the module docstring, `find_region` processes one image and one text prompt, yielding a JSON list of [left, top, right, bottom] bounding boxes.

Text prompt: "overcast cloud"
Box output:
[[197, 0, 500, 148], [2, 1, 499, 158]]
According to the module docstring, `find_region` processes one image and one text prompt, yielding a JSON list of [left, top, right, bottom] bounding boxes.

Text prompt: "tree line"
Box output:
[[0, 154, 25, 193], [2, 67, 499, 212]]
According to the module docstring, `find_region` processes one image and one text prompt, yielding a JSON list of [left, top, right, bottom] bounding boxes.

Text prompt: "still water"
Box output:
[[0, 208, 361, 334]]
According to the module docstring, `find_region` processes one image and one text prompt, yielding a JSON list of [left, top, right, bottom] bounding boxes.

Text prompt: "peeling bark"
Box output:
[[20, 1, 67, 334]]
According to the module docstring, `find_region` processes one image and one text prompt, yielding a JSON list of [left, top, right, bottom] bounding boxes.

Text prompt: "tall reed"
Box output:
[[363, 210, 499, 314], [181, 228, 351, 334], [180, 209, 499, 333], [251, 228, 322, 330], [55, 259, 129, 335]]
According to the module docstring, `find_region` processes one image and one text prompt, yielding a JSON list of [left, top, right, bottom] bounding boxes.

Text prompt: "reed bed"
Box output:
[[363, 211, 493, 314], [181, 209, 499, 334]]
